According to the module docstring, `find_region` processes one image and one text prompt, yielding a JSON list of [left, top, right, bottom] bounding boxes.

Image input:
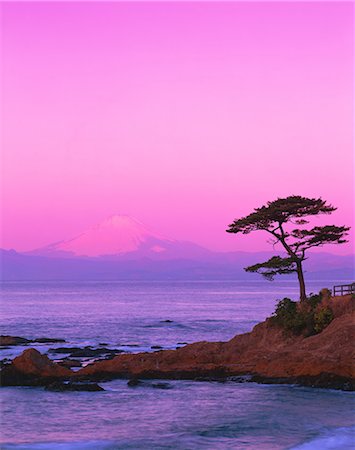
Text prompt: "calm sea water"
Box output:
[[1, 280, 354, 449]]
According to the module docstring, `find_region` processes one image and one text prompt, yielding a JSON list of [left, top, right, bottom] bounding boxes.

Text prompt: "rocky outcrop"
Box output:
[[0, 336, 31, 346], [76, 295, 354, 389], [1, 295, 353, 390], [1, 348, 73, 386], [0, 335, 65, 346], [12, 348, 72, 377]]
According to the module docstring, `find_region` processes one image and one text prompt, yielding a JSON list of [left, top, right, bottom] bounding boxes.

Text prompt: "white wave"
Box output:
[[291, 426, 355, 450]]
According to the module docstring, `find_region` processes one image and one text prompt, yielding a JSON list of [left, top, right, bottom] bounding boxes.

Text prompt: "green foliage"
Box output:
[[307, 293, 322, 309], [272, 298, 307, 334], [314, 307, 334, 333], [272, 292, 334, 336], [226, 196, 337, 236], [273, 298, 297, 322], [245, 256, 296, 281]]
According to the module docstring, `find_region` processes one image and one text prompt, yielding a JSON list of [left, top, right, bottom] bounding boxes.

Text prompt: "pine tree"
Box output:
[[226, 196, 350, 301]]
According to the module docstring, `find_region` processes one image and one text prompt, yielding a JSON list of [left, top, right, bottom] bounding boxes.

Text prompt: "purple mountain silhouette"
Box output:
[[1, 215, 353, 281]]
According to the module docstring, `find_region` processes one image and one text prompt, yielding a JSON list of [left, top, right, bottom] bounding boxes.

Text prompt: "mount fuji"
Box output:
[[28, 215, 212, 260]]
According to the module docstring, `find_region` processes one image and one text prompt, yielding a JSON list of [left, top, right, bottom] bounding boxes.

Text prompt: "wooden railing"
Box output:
[[333, 283, 355, 296]]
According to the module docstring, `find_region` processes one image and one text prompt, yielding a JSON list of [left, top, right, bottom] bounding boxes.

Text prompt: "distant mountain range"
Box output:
[[1, 215, 354, 281]]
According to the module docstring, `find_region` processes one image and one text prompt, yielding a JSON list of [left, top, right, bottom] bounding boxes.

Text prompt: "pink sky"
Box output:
[[1, 2, 354, 254]]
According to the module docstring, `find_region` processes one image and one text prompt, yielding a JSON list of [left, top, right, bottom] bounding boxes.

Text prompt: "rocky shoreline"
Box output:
[[1, 295, 354, 391]]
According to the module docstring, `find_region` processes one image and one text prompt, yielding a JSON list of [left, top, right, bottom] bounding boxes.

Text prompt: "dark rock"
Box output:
[[160, 320, 173, 323], [227, 375, 252, 383], [48, 347, 81, 354], [151, 345, 163, 350], [33, 338, 66, 344], [249, 373, 355, 391], [58, 358, 82, 369], [0, 336, 66, 346], [127, 378, 172, 389], [69, 348, 124, 358], [49, 346, 124, 358], [0, 358, 12, 369], [177, 342, 188, 345], [0, 335, 31, 346], [45, 381, 104, 392], [151, 382, 173, 389], [127, 378, 142, 387], [194, 376, 227, 383], [1, 365, 47, 387]]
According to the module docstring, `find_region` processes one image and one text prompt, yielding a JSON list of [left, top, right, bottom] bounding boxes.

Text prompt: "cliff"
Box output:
[[76, 294, 354, 388]]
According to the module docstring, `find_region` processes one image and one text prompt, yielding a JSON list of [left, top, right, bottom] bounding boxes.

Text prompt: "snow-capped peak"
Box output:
[[44, 215, 174, 257]]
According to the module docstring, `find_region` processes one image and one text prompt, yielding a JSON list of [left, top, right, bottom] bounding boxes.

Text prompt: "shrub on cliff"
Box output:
[[314, 306, 334, 333], [272, 298, 306, 334], [272, 293, 334, 336]]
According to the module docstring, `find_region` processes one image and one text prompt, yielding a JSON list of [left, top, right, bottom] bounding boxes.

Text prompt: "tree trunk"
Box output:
[[296, 260, 307, 301]]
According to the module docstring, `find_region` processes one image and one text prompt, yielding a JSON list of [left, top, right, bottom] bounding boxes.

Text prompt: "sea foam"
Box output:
[[291, 426, 355, 450]]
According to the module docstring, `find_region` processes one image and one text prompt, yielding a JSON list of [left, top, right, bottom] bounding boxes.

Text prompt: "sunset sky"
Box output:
[[1, 2, 353, 254]]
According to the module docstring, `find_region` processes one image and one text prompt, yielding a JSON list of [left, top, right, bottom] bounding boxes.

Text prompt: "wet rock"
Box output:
[[0, 358, 12, 369], [160, 320, 173, 323], [1, 365, 43, 387], [151, 345, 163, 350], [248, 374, 355, 390], [69, 348, 124, 358], [58, 358, 82, 369], [0, 336, 66, 346], [49, 346, 124, 358], [0, 335, 31, 346], [193, 376, 227, 383], [127, 378, 172, 389], [227, 375, 252, 383], [48, 347, 83, 354], [151, 382, 173, 389], [127, 378, 143, 387], [45, 381, 104, 392], [33, 338, 66, 344]]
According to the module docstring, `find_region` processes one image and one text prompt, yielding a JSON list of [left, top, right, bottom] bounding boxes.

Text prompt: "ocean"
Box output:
[[1, 279, 354, 449]]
